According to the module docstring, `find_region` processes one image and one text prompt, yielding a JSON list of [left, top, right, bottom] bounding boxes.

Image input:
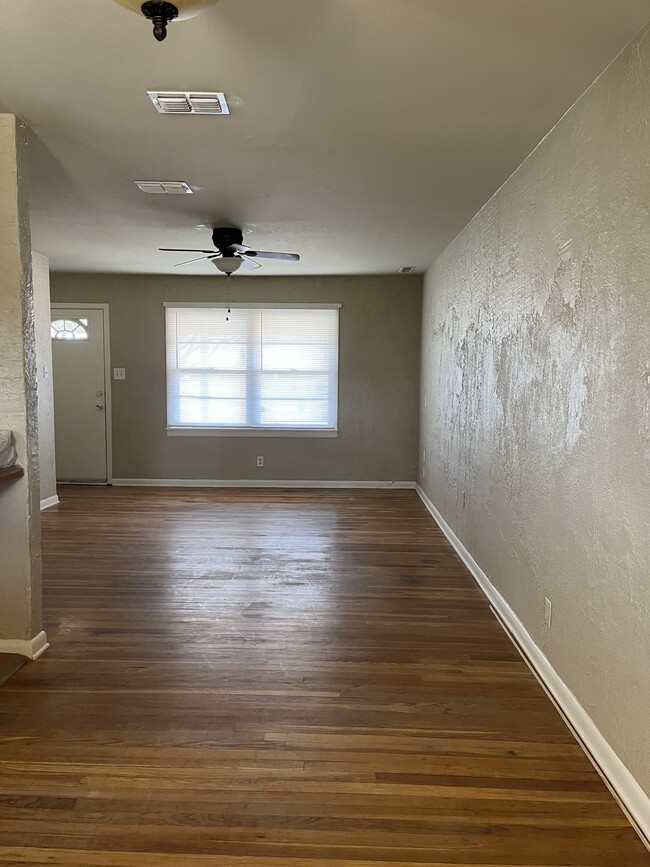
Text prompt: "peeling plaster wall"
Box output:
[[32, 251, 56, 504], [419, 29, 650, 793], [0, 114, 42, 641]]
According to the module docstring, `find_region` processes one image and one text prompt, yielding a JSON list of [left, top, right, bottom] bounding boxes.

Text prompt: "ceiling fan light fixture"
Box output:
[[213, 258, 243, 275], [113, 0, 220, 41], [160, 228, 300, 272]]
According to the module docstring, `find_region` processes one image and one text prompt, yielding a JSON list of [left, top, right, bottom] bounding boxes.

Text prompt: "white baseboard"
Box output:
[[415, 484, 650, 851], [40, 495, 59, 511], [113, 478, 417, 490], [0, 630, 49, 660]]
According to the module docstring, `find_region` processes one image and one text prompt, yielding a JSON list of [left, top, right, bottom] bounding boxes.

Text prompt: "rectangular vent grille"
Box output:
[[135, 181, 193, 195], [147, 91, 230, 115]]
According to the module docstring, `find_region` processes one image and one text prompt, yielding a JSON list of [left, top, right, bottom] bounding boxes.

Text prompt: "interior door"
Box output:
[[51, 307, 108, 482]]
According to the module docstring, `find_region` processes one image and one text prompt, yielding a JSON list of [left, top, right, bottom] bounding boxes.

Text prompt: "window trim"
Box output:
[[167, 427, 338, 438], [162, 302, 342, 310], [164, 302, 341, 437]]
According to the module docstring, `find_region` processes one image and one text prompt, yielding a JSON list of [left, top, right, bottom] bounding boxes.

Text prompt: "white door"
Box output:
[[51, 307, 109, 482]]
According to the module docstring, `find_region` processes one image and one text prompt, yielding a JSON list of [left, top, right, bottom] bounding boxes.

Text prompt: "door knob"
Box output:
[[96, 403, 104, 410]]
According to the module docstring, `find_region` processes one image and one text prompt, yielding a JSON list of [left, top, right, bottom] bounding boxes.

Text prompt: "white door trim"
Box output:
[[51, 302, 113, 484]]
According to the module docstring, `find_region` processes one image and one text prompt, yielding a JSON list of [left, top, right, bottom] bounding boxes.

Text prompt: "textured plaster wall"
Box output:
[[420, 29, 650, 794], [50, 273, 421, 482], [33, 252, 56, 504], [0, 115, 42, 641]]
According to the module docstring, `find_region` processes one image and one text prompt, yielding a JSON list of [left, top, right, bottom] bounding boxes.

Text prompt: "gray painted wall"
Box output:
[[33, 251, 56, 505], [419, 29, 650, 794], [50, 273, 421, 482]]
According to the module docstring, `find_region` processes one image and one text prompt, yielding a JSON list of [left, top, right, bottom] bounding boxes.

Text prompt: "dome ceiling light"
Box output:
[[212, 257, 243, 275], [114, 1, 220, 42]]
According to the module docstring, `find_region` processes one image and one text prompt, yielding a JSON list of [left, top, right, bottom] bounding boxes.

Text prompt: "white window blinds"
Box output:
[[165, 305, 339, 430]]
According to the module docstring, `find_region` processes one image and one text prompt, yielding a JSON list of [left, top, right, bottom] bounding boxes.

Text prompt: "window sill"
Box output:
[[167, 427, 338, 438]]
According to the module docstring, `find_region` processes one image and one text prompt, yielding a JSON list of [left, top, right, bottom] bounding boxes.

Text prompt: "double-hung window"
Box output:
[[165, 303, 339, 435]]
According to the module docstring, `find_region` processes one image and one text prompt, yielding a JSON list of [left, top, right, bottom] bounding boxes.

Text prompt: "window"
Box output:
[[165, 304, 339, 435], [51, 318, 89, 340]]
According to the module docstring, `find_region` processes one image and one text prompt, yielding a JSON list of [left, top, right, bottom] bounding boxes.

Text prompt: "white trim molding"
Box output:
[[415, 484, 650, 852], [40, 495, 59, 511], [163, 302, 342, 309], [167, 428, 338, 439], [0, 630, 49, 660], [113, 479, 416, 490]]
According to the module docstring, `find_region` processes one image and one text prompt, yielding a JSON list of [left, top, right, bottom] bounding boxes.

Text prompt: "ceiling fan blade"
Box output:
[[160, 248, 215, 253], [240, 255, 262, 270], [175, 254, 219, 267], [229, 243, 252, 253], [246, 250, 300, 261]]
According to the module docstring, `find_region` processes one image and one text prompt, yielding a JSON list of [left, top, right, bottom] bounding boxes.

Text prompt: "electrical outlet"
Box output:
[[256, 456, 264, 468], [113, 368, 126, 380], [544, 597, 552, 627]]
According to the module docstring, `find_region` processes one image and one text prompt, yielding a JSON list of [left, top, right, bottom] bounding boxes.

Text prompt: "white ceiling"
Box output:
[[0, 0, 648, 275]]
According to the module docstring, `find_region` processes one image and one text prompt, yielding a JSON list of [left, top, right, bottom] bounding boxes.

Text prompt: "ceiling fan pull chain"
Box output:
[[225, 277, 231, 321]]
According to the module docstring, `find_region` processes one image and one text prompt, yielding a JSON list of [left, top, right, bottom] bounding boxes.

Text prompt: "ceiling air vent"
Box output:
[[398, 266, 416, 274], [135, 181, 193, 195], [147, 91, 230, 115]]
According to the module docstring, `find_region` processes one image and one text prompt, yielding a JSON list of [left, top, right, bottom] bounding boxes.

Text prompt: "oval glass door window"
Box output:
[[51, 318, 89, 340]]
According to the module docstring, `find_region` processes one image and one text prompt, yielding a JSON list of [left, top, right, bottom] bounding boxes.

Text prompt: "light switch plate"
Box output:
[[113, 368, 126, 380]]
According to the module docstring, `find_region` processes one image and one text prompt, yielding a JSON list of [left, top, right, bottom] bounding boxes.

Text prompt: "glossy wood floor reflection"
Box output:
[[0, 487, 646, 866]]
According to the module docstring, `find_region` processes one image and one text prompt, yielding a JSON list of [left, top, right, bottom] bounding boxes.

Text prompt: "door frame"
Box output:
[[51, 302, 113, 484]]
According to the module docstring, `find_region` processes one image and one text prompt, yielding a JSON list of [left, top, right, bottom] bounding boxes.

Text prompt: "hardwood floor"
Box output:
[[0, 486, 646, 866], [0, 657, 25, 689]]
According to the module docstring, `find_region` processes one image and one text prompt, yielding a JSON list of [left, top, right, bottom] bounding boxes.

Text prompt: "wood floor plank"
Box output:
[[0, 658, 25, 690], [0, 487, 647, 865]]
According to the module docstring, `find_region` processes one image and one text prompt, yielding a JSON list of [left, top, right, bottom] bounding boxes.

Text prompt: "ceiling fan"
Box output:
[[160, 227, 301, 275]]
